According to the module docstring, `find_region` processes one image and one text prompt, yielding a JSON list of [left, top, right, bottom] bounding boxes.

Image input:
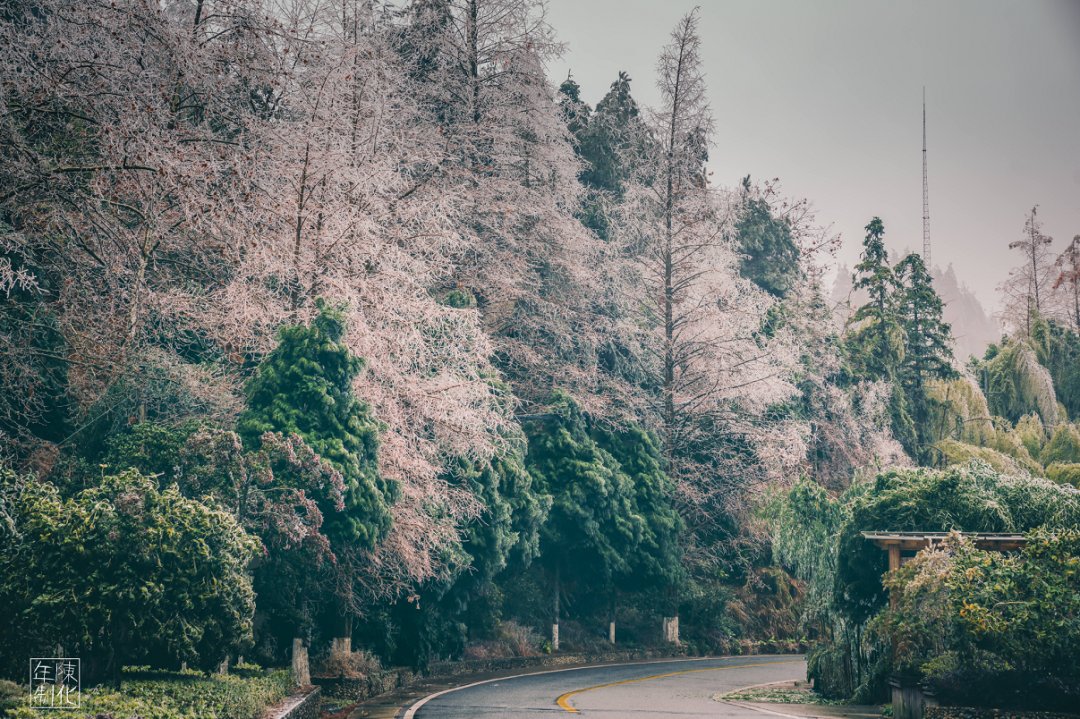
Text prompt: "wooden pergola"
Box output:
[[863, 531, 1028, 607]]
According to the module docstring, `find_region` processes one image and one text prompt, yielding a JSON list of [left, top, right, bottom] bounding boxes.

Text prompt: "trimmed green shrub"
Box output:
[[877, 530, 1080, 711]]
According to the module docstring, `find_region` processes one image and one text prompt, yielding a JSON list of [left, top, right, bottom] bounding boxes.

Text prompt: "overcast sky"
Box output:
[[545, 0, 1080, 310]]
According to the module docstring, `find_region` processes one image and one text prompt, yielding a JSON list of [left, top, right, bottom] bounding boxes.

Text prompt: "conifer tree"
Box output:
[[237, 301, 397, 652], [845, 218, 916, 455], [238, 301, 395, 550], [593, 421, 683, 642], [578, 71, 649, 197], [524, 392, 640, 650], [365, 427, 548, 667], [847, 218, 902, 379], [895, 252, 957, 460]]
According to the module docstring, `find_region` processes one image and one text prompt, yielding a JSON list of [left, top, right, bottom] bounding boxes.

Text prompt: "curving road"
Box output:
[[406, 654, 806, 718]]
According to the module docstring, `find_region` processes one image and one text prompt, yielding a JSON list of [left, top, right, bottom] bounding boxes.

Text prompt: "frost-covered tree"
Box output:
[[1053, 235, 1080, 330], [608, 12, 800, 638], [1001, 206, 1057, 336], [400, 0, 620, 409]]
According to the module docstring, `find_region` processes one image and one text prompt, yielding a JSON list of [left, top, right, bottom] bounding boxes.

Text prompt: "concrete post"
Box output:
[[292, 638, 310, 687]]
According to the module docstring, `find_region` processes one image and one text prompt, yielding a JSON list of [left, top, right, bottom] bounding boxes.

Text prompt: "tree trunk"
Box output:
[[331, 614, 352, 656], [291, 638, 310, 687]]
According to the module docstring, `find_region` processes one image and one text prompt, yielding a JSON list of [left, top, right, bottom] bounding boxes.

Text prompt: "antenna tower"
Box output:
[[922, 87, 931, 267]]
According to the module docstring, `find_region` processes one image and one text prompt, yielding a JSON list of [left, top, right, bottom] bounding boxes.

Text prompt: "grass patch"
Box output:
[[721, 684, 849, 705], [6, 667, 292, 719]]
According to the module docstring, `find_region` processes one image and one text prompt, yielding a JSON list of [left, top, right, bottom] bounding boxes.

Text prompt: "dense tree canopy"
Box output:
[[0, 470, 258, 684]]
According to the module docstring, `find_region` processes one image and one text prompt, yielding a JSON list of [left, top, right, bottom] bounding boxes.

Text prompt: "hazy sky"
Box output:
[[545, 0, 1080, 310]]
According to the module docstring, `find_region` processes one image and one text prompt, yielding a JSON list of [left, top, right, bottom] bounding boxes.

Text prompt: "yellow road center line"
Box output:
[[555, 659, 801, 714]]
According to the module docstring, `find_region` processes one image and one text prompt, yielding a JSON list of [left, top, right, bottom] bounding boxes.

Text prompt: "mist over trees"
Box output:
[[1, 0, 1078, 697]]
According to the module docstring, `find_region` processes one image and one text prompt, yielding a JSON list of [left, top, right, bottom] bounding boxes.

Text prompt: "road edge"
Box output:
[[400, 654, 802, 719]]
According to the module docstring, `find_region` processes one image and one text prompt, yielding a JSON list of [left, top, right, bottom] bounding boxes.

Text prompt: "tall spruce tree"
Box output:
[[845, 218, 916, 455], [578, 71, 648, 197], [368, 424, 548, 667], [895, 252, 957, 460], [847, 218, 901, 378]]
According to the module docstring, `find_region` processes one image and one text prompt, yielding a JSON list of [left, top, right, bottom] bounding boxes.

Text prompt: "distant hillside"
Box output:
[[831, 262, 998, 362]]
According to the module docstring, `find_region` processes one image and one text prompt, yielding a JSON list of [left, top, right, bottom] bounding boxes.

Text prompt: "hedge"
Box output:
[[6, 668, 292, 719]]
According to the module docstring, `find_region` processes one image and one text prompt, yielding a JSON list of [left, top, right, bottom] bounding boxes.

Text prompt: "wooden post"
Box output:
[[888, 544, 901, 608]]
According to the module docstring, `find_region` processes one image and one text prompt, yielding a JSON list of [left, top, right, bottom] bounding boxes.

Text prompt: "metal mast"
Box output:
[[922, 87, 931, 267]]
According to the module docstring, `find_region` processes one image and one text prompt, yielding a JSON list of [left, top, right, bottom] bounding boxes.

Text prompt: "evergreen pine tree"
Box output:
[[577, 71, 647, 196], [593, 422, 683, 595], [895, 252, 957, 460], [847, 218, 902, 378], [558, 75, 590, 137], [237, 300, 395, 549], [845, 218, 916, 454]]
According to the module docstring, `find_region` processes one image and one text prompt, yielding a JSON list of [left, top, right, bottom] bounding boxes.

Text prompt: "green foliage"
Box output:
[[846, 218, 902, 381], [1030, 317, 1080, 420], [895, 253, 956, 462], [592, 421, 684, 592], [774, 464, 1080, 703], [926, 378, 996, 447], [561, 71, 652, 239], [877, 530, 1080, 711], [237, 300, 394, 549], [935, 439, 1032, 476], [103, 421, 202, 480], [0, 470, 258, 683], [367, 425, 549, 668], [835, 463, 1080, 625], [0, 678, 20, 714], [179, 427, 345, 652], [440, 288, 477, 309], [733, 177, 801, 298], [1040, 423, 1080, 466], [518, 391, 684, 645], [895, 253, 955, 385], [1013, 413, 1048, 461], [7, 668, 291, 719], [1046, 462, 1080, 487], [767, 480, 847, 631], [974, 339, 1062, 427], [575, 71, 647, 198], [524, 393, 640, 586], [0, 292, 70, 448]]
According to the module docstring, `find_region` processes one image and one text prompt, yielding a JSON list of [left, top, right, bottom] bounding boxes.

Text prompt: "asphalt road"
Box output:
[[407, 654, 806, 718]]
